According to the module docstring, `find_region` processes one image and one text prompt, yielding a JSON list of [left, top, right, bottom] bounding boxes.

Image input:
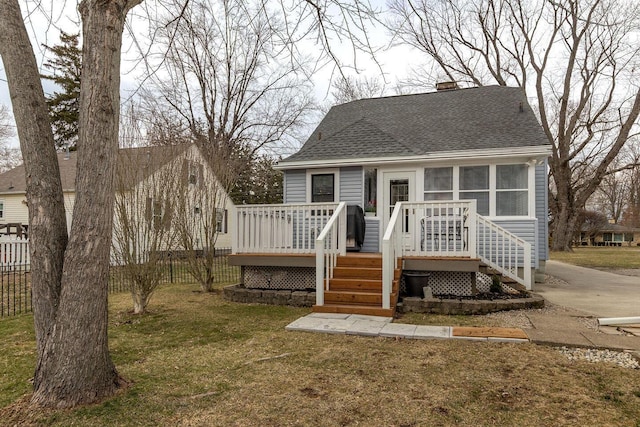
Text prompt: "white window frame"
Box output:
[[422, 162, 535, 218], [0, 199, 4, 219], [187, 160, 201, 186], [216, 208, 228, 233], [306, 168, 340, 203], [495, 164, 530, 216]]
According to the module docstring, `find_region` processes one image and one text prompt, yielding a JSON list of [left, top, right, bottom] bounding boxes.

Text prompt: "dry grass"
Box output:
[[2, 283, 640, 426], [550, 246, 640, 270]]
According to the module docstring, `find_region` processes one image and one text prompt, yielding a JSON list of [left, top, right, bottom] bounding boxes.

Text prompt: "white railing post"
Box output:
[[381, 201, 403, 310], [467, 200, 477, 258], [316, 241, 324, 306], [524, 241, 532, 289]]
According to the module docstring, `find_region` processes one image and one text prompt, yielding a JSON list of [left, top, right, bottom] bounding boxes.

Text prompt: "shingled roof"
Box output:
[[281, 86, 550, 165], [0, 144, 191, 194]]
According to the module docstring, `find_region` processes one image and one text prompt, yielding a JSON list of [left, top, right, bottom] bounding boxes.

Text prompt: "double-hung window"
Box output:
[[216, 208, 228, 233], [496, 164, 528, 216], [0, 200, 4, 219], [311, 173, 335, 203], [424, 167, 453, 200], [459, 166, 489, 215]]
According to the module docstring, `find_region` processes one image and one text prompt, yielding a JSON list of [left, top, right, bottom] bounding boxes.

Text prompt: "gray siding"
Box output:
[[339, 166, 363, 205], [283, 170, 306, 203], [362, 218, 380, 252], [492, 219, 538, 268], [535, 161, 548, 261]]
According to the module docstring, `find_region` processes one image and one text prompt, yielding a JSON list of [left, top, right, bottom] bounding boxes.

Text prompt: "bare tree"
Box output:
[[388, 0, 640, 251], [590, 161, 631, 224], [0, 0, 378, 409], [112, 145, 182, 314], [0, 0, 141, 408], [174, 152, 229, 292], [0, 104, 21, 172], [331, 75, 384, 104], [576, 209, 609, 246], [149, 0, 315, 189]]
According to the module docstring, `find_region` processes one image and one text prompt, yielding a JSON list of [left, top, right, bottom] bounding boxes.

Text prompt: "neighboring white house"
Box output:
[[0, 144, 234, 256]]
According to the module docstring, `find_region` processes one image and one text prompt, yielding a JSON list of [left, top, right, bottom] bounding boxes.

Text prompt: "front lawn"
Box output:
[[2, 284, 640, 426], [550, 246, 640, 269]]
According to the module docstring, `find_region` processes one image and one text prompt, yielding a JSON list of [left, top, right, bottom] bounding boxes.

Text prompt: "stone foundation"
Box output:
[[400, 294, 545, 315], [223, 284, 315, 307], [224, 283, 545, 315]]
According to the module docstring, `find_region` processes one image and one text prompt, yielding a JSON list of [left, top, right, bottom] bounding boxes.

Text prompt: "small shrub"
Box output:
[[490, 275, 502, 294]]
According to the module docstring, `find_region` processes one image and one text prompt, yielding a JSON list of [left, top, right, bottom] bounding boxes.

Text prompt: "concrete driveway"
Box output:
[[534, 260, 640, 318]]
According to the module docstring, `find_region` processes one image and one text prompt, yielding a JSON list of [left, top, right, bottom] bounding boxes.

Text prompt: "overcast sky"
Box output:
[[0, 1, 426, 151]]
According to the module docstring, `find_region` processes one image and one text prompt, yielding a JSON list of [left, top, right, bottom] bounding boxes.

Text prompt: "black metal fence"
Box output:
[[108, 248, 240, 293], [1, 264, 31, 318], [1, 248, 240, 318]]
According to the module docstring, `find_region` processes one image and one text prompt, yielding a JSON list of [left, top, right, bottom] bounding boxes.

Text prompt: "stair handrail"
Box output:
[[475, 214, 532, 289], [381, 201, 403, 310], [315, 202, 347, 306]]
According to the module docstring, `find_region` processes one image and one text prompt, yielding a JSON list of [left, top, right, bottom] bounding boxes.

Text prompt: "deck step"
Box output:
[[329, 278, 399, 293], [329, 278, 382, 292], [335, 254, 400, 269], [324, 290, 392, 305], [332, 267, 401, 280]]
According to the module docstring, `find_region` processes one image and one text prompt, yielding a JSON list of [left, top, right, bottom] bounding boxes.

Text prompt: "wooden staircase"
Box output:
[[312, 253, 400, 317]]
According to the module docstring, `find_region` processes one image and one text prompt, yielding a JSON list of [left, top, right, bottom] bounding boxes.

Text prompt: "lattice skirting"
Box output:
[[427, 271, 475, 296], [243, 266, 315, 290]]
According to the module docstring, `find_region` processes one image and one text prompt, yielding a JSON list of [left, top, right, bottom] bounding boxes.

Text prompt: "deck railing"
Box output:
[[381, 202, 403, 309], [232, 203, 340, 254], [382, 200, 532, 302], [397, 201, 477, 257], [475, 215, 532, 289], [315, 202, 347, 306]]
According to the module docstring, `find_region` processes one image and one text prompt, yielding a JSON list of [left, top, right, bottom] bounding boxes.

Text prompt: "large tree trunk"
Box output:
[[0, 0, 68, 357], [29, 0, 141, 409]]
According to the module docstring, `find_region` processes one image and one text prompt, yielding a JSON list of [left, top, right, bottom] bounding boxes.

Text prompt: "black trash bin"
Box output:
[[346, 205, 366, 252], [403, 272, 430, 298]]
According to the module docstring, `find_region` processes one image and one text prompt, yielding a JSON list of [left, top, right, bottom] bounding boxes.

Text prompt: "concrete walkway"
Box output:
[[286, 311, 640, 354], [287, 313, 529, 343], [537, 260, 640, 318], [286, 262, 640, 353]]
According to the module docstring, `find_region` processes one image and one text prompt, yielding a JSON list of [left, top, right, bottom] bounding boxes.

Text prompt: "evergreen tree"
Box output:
[[41, 31, 81, 150], [230, 155, 283, 205]]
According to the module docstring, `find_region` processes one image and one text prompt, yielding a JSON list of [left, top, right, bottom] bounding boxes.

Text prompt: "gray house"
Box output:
[[230, 86, 551, 316]]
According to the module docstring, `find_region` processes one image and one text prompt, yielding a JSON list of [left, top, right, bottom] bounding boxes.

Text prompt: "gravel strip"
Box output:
[[556, 346, 640, 369]]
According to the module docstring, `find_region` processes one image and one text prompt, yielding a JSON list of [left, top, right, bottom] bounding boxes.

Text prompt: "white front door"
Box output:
[[382, 171, 415, 242]]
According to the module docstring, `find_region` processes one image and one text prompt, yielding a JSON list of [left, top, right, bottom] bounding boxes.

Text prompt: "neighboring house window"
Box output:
[[188, 161, 200, 185], [146, 197, 171, 229], [496, 164, 528, 216], [183, 159, 204, 187], [311, 173, 335, 202], [0, 200, 4, 219], [216, 208, 228, 233], [459, 166, 489, 215], [424, 167, 453, 200]]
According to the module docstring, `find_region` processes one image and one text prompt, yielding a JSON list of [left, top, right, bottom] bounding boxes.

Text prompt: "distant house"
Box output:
[[230, 85, 552, 316], [578, 223, 640, 247], [0, 144, 233, 256]]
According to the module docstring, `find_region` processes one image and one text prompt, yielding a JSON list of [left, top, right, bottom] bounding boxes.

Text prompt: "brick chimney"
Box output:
[[436, 81, 459, 91]]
